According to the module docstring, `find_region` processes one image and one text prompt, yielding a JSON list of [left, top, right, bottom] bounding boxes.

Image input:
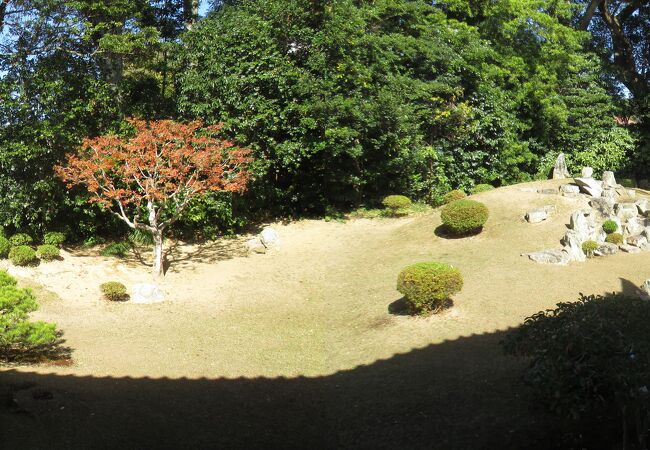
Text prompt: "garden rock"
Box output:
[[594, 242, 618, 256], [569, 211, 590, 240], [637, 199, 650, 215], [560, 184, 580, 196], [561, 230, 586, 262], [552, 153, 570, 179], [592, 227, 607, 243], [131, 284, 165, 304], [526, 249, 570, 265], [626, 217, 647, 237], [643, 279, 650, 298], [246, 238, 267, 254], [627, 235, 648, 248], [537, 188, 558, 195], [602, 171, 617, 188], [590, 198, 615, 217], [574, 177, 603, 198], [619, 244, 641, 254], [602, 188, 618, 203], [525, 208, 548, 223], [581, 167, 594, 178], [260, 227, 280, 248], [616, 203, 639, 221]]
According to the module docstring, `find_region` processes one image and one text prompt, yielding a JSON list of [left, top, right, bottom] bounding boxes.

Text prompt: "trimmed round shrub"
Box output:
[[100, 281, 128, 302], [382, 195, 412, 215], [43, 232, 66, 247], [602, 220, 618, 234], [9, 246, 38, 267], [605, 233, 624, 245], [582, 240, 599, 257], [443, 189, 467, 204], [397, 262, 463, 314], [0, 236, 11, 259], [0, 270, 17, 288], [10, 233, 33, 247], [440, 200, 489, 235], [471, 184, 495, 194], [36, 244, 60, 262]]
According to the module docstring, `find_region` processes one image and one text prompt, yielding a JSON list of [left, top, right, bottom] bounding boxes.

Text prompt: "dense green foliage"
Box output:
[[9, 233, 33, 247], [581, 240, 598, 257], [0, 272, 57, 360], [440, 200, 489, 235], [503, 294, 650, 449], [396, 262, 463, 314], [602, 220, 618, 234], [100, 282, 128, 302], [470, 184, 495, 194], [0, 237, 11, 259], [100, 242, 131, 258], [43, 232, 66, 247], [9, 246, 39, 267], [382, 195, 412, 216], [443, 190, 467, 204], [605, 233, 624, 245], [36, 244, 60, 262]]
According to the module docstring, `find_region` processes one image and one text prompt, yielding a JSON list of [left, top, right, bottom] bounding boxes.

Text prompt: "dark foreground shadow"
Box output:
[[434, 225, 483, 239], [1, 330, 572, 450]]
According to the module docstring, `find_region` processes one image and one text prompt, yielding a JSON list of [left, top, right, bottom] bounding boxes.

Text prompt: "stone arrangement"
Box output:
[[246, 227, 280, 254], [525, 168, 650, 265]]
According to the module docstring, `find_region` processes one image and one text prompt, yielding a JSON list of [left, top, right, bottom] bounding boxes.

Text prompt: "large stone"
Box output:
[[626, 217, 647, 236], [131, 284, 165, 304], [620, 244, 641, 254], [602, 171, 617, 188], [637, 199, 650, 215], [594, 242, 619, 256], [569, 211, 591, 240], [537, 188, 558, 195], [574, 177, 603, 198], [602, 188, 618, 203], [526, 249, 570, 265], [560, 184, 580, 194], [616, 203, 639, 221], [627, 235, 648, 248], [525, 208, 548, 223], [591, 227, 607, 244], [590, 198, 615, 217], [552, 153, 570, 179], [260, 227, 280, 248], [581, 167, 594, 178], [562, 230, 586, 262], [246, 238, 267, 254]]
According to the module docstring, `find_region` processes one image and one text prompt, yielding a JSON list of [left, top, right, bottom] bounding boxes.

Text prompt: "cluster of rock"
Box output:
[[246, 227, 280, 254], [526, 169, 650, 265]]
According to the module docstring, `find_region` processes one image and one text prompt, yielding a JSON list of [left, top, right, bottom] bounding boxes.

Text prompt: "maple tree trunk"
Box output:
[[153, 231, 164, 277]]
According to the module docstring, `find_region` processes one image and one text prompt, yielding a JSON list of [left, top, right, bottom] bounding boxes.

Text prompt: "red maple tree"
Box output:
[[55, 118, 252, 276]]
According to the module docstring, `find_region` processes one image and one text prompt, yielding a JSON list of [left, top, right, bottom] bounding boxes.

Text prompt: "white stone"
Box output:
[[561, 230, 586, 262], [581, 167, 594, 178], [616, 203, 639, 221], [637, 199, 650, 215], [526, 249, 570, 265], [594, 242, 618, 256], [560, 184, 580, 195], [602, 188, 618, 203], [626, 217, 646, 237], [537, 188, 558, 195], [569, 211, 591, 240], [620, 244, 641, 254], [525, 208, 548, 223], [260, 227, 280, 248], [131, 283, 165, 304], [246, 238, 267, 254], [602, 171, 617, 188], [591, 227, 607, 244], [553, 153, 570, 179], [627, 235, 648, 248], [574, 177, 603, 198], [590, 198, 615, 217], [643, 279, 650, 298]]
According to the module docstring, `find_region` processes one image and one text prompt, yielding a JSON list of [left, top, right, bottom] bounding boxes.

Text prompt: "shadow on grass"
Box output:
[[434, 225, 484, 240], [387, 297, 454, 316]]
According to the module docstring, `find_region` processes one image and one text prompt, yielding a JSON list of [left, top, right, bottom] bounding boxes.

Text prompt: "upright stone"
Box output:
[[552, 153, 570, 179], [574, 177, 603, 198], [581, 167, 594, 178], [569, 211, 590, 240], [562, 230, 586, 262], [602, 171, 617, 188]]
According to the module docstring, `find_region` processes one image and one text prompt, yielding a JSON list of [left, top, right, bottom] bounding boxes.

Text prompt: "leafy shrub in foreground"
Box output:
[[440, 200, 489, 235], [0, 270, 17, 288], [100, 282, 128, 302], [582, 240, 599, 257], [101, 242, 131, 258], [602, 220, 618, 234], [396, 262, 463, 315], [0, 281, 57, 359], [443, 190, 467, 204], [502, 294, 650, 449], [37, 245, 60, 262], [471, 184, 495, 194], [605, 232, 624, 245], [43, 232, 66, 247], [0, 236, 11, 259], [382, 195, 412, 216], [10, 233, 33, 247], [9, 246, 38, 267]]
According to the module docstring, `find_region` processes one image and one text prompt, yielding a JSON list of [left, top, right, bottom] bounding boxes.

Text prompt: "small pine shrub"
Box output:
[[440, 200, 489, 235], [0, 270, 17, 288], [382, 195, 412, 216], [0, 236, 11, 259], [101, 242, 131, 258], [43, 232, 66, 247], [602, 220, 618, 234], [10, 233, 33, 247], [605, 233, 624, 245], [37, 244, 60, 262], [397, 262, 463, 315], [471, 184, 495, 194], [0, 283, 57, 359], [582, 240, 599, 257], [100, 282, 128, 302], [443, 189, 467, 204], [9, 246, 38, 267], [128, 229, 154, 246]]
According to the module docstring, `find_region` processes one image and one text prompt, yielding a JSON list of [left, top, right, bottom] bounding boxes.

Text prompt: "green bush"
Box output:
[[0, 282, 57, 360], [581, 240, 599, 257], [620, 178, 637, 188], [443, 190, 467, 204], [440, 200, 489, 235], [605, 232, 624, 245], [0, 236, 11, 259], [36, 244, 60, 262], [396, 262, 463, 315], [502, 294, 650, 448], [100, 242, 131, 258], [43, 232, 66, 247], [0, 270, 17, 288], [602, 220, 618, 234], [9, 246, 38, 267], [382, 195, 412, 216], [471, 184, 495, 194], [100, 281, 128, 302], [9, 233, 33, 247]]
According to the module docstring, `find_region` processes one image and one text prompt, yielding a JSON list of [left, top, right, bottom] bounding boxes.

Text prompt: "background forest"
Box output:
[[0, 0, 646, 240]]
